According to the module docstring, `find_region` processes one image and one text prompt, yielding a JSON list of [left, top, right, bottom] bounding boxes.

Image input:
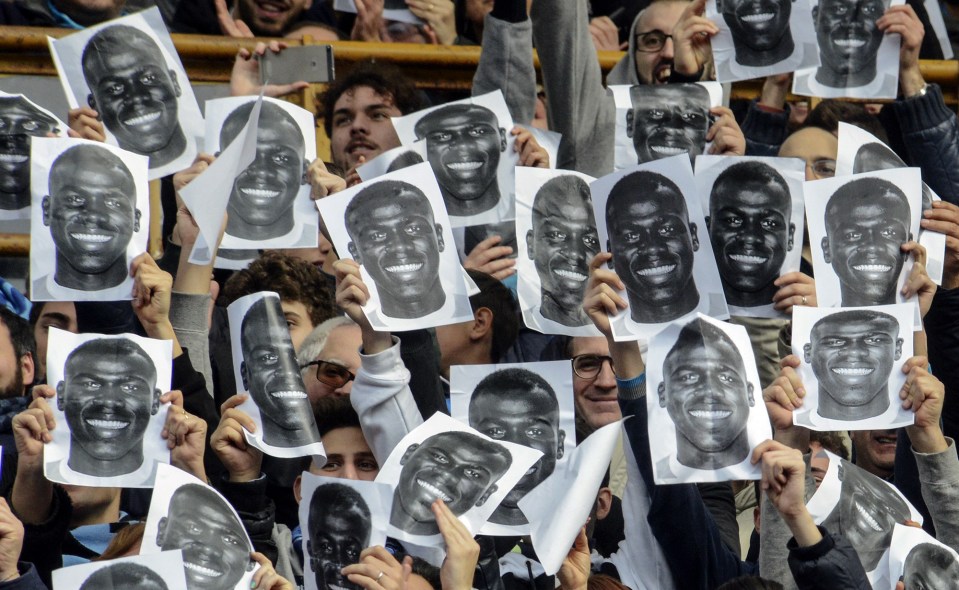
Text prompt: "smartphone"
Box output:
[[259, 45, 335, 85]]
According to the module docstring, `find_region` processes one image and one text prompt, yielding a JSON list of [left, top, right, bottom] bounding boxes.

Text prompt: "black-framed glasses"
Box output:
[[635, 30, 673, 53], [301, 359, 355, 388], [809, 158, 836, 179], [572, 354, 616, 379]]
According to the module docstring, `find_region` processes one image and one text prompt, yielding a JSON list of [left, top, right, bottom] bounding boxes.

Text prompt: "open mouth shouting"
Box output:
[[416, 478, 453, 503]]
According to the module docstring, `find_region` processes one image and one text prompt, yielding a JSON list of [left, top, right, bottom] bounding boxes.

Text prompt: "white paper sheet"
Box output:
[[887, 523, 959, 589], [53, 550, 188, 590], [357, 143, 427, 182]]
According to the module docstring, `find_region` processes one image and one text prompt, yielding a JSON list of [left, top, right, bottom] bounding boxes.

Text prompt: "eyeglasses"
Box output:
[[572, 354, 616, 379], [635, 30, 673, 53], [809, 158, 836, 179], [301, 359, 355, 388]]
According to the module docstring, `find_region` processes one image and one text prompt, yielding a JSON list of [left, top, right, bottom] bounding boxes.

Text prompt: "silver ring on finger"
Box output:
[[801, 295, 807, 306], [376, 572, 385, 582]]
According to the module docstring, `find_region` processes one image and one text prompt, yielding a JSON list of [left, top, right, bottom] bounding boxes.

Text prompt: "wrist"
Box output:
[[908, 425, 948, 454], [362, 328, 392, 356], [759, 82, 788, 110], [900, 68, 926, 98], [783, 510, 822, 547], [228, 468, 260, 483], [143, 318, 175, 340]]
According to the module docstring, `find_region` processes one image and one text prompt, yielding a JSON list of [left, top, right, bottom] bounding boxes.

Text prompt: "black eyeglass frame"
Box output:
[[300, 359, 355, 388], [571, 354, 617, 379]]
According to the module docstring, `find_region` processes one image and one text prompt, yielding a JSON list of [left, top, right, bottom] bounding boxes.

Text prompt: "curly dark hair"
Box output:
[[222, 251, 336, 327], [320, 60, 424, 137]]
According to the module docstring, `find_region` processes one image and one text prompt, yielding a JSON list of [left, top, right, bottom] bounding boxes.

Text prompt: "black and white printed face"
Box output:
[[627, 85, 711, 163], [0, 97, 59, 210], [852, 143, 933, 211], [720, 0, 793, 65], [78, 563, 170, 590], [307, 484, 372, 590], [902, 543, 959, 590], [814, 0, 887, 83]]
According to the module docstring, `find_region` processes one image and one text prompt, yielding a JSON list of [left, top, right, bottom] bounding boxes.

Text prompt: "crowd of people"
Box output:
[[0, 0, 956, 589]]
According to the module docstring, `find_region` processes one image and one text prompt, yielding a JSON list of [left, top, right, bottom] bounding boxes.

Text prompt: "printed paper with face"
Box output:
[[141, 464, 258, 590], [695, 155, 806, 317], [887, 523, 959, 589], [228, 291, 325, 459], [357, 143, 427, 182], [515, 168, 602, 336], [299, 474, 393, 590], [708, 0, 820, 82], [591, 155, 729, 342], [450, 360, 576, 535], [392, 91, 518, 228], [48, 7, 203, 180], [44, 328, 172, 488], [204, 96, 319, 252], [374, 412, 542, 547], [647, 314, 771, 483], [0, 91, 67, 228], [53, 550, 188, 590], [30, 137, 149, 302], [610, 82, 723, 172], [806, 168, 922, 308], [792, 0, 904, 99], [316, 162, 475, 331], [805, 451, 922, 586], [792, 303, 915, 430], [835, 122, 945, 285]]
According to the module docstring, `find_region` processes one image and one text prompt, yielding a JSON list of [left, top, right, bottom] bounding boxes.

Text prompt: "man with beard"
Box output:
[[0, 95, 59, 212], [239, 295, 321, 449], [606, 170, 701, 326], [626, 84, 711, 164], [0, 308, 34, 402], [821, 459, 910, 572], [803, 310, 903, 422], [413, 104, 508, 222], [467, 368, 565, 526], [821, 176, 913, 306], [219, 101, 309, 242], [157, 483, 255, 590], [708, 160, 795, 309], [229, 0, 315, 37], [527, 175, 599, 329], [390, 430, 511, 536], [54, 337, 162, 481], [902, 542, 959, 589], [35, 144, 141, 299], [306, 482, 372, 590], [853, 141, 934, 210], [81, 26, 187, 171], [804, 0, 893, 91], [345, 180, 448, 321], [657, 318, 755, 473]]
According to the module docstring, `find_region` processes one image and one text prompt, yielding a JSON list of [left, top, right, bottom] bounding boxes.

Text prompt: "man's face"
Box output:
[[609, 185, 696, 306], [228, 120, 304, 229], [903, 546, 959, 590], [236, 0, 312, 36], [281, 300, 314, 353], [836, 461, 909, 569], [420, 110, 503, 202], [0, 323, 24, 399], [634, 2, 688, 84], [0, 100, 58, 208], [348, 193, 442, 304], [304, 325, 362, 405], [34, 302, 78, 382], [309, 507, 370, 590], [160, 497, 250, 590], [86, 45, 180, 155], [779, 127, 838, 181], [816, 0, 886, 73], [58, 350, 158, 461], [397, 436, 505, 523], [241, 308, 311, 431], [824, 194, 909, 304], [470, 392, 562, 500], [571, 337, 620, 429], [46, 164, 137, 275], [630, 89, 709, 162], [317, 426, 379, 481], [721, 0, 791, 51], [808, 317, 900, 407], [710, 182, 791, 292], [51, 0, 124, 24], [330, 86, 402, 172], [850, 429, 897, 477], [529, 191, 599, 311], [662, 337, 752, 453]]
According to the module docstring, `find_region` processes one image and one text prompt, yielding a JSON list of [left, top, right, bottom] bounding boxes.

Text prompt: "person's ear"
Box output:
[[626, 110, 634, 138], [293, 474, 303, 503], [400, 443, 420, 465], [469, 307, 494, 343], [476, 484, 498, 506], [657, 382, 667, 407], [811, 4, 818, 21], [526, 229, 535, 260], [895, 337, 903, 360], [87, 94, 97, 112], [435, 224, 445, 252], [156, 516, 168, 545], [606, 238, 611, 254], [169, 70, 182, 98], [42, 195, 51, 227], [134, 209, 142, 233], [690, 222, 700, 251], [747, 382, 755, 407], [151, 388, 161, 415], [803, 342, 812, 363], [788, 222, 796, 251], [595, 486, 613, 521], [557, 429, 566, 460], [907, 231, 914, 243], [820, 236, 830, 263], [240, 360, 250, 391], [499, 128, 507, 152], [306, 538, 313, 559], [348, 242, 361, 264], [704, 215, 710, 230], [19, 353, 34, 389]]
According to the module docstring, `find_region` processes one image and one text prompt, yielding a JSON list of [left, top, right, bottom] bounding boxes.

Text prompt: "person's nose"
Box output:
[[349, 113, 371, 136], [386, 230, 415, 255], [334, 380, 353, 396], [740, 218, 764, 245], [660, 36, 675, 61], [79, 200, 110, 225], [593, 359, 617, 390], [341, 461, 359, 480]]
